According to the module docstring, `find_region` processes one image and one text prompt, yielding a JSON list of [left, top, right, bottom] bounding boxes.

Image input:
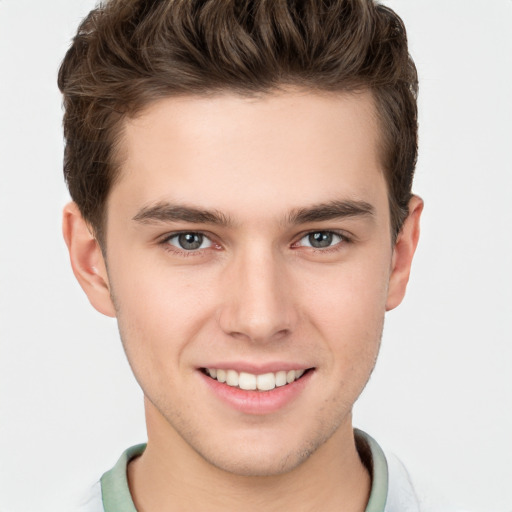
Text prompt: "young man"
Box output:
[[59, 1, 423, 510]]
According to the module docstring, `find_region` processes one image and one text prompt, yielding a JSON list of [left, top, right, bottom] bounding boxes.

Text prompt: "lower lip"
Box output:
[[199, 370, 314, 415]]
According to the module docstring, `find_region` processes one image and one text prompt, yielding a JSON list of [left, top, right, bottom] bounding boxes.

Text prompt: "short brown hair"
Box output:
[[58, 0, 418, 245]]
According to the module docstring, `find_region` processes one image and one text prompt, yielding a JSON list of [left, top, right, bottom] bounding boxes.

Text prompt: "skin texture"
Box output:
[[63, 90, 422, 512]]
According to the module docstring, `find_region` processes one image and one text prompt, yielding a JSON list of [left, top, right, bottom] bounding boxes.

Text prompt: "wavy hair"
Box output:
[[58, 0, 418, 245]]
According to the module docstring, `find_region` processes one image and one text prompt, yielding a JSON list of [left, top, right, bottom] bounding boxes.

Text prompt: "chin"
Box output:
[[192, 423, 337, 478], [199, 445, 311, 477]]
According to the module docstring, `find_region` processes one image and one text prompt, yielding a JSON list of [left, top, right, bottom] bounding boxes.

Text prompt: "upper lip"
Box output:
[[198, 362, 314, 374]]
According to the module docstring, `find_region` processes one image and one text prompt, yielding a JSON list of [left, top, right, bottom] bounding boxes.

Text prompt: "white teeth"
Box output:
[[206, 367, 307, 391], [239, 372, 257, 390], [226, 369, 239, 387], [275, 371, 287, 387], [257, 373, 276, 391]]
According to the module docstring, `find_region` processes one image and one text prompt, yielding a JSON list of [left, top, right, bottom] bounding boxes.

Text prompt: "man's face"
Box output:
[[102, 90, 397, 476]]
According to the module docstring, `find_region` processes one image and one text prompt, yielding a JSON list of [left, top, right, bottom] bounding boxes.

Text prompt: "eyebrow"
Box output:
[[287, 200, 375, 225], [132, 199, 375, 228], [132, 202, 233, 227]]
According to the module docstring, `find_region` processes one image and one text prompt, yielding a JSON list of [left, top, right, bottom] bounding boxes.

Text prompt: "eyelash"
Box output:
[[160, 232, 219, 257], [293, 230, 352, 253], [159, 229, 352, 256]]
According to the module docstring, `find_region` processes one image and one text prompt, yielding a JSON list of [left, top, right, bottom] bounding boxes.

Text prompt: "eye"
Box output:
[[165, 232, 213, 251], [298, 231, 346, 249]]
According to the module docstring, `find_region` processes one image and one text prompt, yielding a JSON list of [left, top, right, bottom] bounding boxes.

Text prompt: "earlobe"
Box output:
[[62, 202, 116, 318], [386, 195, 423, 311]]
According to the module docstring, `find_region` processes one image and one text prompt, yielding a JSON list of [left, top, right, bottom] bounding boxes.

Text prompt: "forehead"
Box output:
[[111, 90, 387, 223]]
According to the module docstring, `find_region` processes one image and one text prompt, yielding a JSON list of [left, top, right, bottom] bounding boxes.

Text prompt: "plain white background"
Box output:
[[0, 1, 511, 511]]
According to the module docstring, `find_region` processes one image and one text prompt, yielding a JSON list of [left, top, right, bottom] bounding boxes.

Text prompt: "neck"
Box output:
[[128, 403, 371, 512]]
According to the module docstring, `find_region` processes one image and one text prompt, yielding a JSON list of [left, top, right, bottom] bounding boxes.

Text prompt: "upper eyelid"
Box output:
[[295, 229, 352, 243], [160, 230, 214, 242]]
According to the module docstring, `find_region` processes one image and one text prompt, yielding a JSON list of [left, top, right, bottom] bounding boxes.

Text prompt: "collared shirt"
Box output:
[[77, 430, 421, 512]]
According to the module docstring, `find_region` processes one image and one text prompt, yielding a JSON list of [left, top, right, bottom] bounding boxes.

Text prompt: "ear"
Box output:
[[62, 202, 116, 317], [386, 195, 423, 311]]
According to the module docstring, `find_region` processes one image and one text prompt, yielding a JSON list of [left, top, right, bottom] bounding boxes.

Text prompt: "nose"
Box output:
[[218, 245, 298, 343]]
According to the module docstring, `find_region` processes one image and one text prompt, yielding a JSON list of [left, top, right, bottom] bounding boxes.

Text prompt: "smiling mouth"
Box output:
[[201, 368, 312, 392]]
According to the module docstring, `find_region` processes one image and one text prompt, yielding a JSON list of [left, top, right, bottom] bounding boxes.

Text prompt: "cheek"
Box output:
[[299, 255, 390, 359], [107, 256, 217, 374]]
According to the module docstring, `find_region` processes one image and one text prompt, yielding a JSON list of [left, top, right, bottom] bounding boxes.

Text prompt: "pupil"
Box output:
[[179, 233, 202, 250], [309, 232, 332, 248]]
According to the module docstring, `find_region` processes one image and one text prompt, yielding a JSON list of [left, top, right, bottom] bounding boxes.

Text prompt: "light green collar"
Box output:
[[355, 429, 389, 512], [101, 430, 388, 511], [101, 443, 144, 512]]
